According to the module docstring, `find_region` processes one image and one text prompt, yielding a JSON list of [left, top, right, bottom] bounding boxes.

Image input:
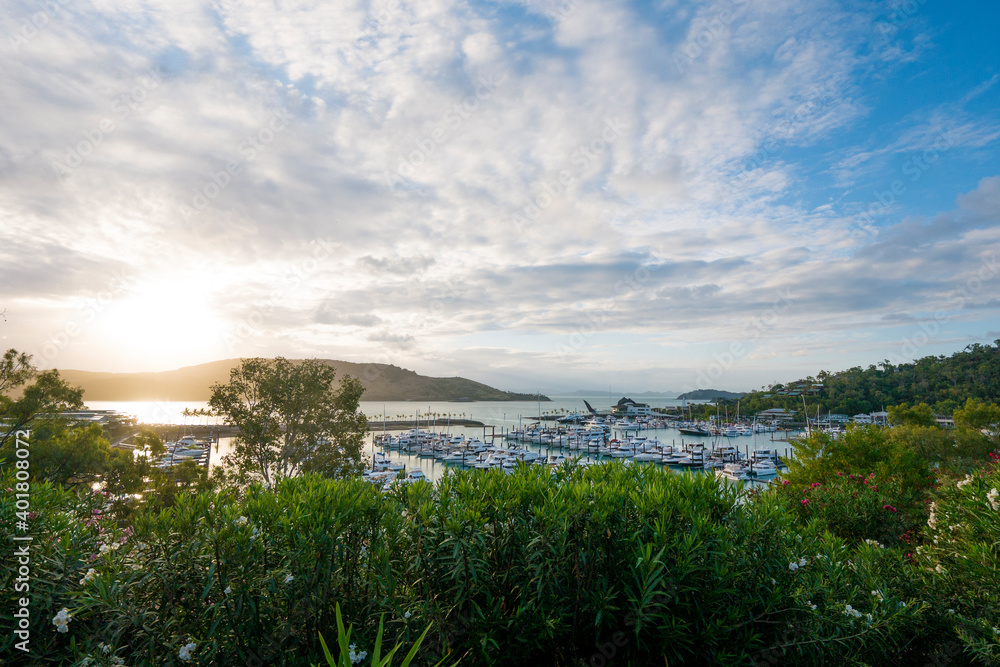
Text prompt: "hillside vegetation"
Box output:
[[56, 359, 550, 403], [728, 341, 1000, 417]]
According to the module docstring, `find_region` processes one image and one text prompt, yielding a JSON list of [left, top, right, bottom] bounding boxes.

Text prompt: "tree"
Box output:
[[0, 349, 84, 450], [887, 402, 936, 427], [209, 358, 367, 487], [13, 422, 112, 486]]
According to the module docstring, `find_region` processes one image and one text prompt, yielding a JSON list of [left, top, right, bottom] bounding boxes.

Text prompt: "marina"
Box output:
[[360, 414, 798, 489]]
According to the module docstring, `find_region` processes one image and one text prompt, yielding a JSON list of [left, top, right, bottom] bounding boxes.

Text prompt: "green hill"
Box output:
[[727, 340, 1000, 417], [57, 359, 550, 403], [676, 389, 745, 401]]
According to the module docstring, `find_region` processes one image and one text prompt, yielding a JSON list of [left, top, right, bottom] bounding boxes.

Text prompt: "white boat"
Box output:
[[745, 460, 777, 477]]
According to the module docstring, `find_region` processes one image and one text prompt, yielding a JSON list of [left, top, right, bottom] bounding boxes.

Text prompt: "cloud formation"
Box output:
[[1, 0, 998, 392]]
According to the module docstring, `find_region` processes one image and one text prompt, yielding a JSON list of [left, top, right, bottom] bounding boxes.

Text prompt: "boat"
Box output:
[[716, 463, 749, 481]]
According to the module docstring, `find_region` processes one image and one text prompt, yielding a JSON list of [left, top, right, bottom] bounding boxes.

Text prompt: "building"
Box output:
[[758, 408, 797, 421], [611, 397, 652, 416]]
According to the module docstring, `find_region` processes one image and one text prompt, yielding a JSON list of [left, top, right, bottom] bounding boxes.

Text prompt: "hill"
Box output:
[[676, 389, 745, 400], [722, 340, 1000, 417], [56, 359, 551, 403]]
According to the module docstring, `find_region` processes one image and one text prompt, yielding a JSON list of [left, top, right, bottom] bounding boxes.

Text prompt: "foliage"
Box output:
[[915, 458, 1000, 665], [0, 348, 84, 450], [776, 473, 922, 546], [888, 402, 936, 427], [717, 341, 1000, 418], [954, 398, 1000, 448], [7, 463, 997, 666], [0, 421, 113, 486], [208, 357, 367, 487], [316, 603, 451, 667], [784, 425, 935, 496]]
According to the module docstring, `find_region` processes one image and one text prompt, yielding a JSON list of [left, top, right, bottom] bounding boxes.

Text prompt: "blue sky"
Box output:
[[1, 0, 998, 394]]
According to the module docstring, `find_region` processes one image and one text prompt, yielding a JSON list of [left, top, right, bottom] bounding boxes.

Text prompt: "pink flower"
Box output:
[[883, 504, 897, 513], [811, 483, 821, 488], [781, 480, 791, 486], [801, 499, 810, 506], [837, 472, 844, 476]]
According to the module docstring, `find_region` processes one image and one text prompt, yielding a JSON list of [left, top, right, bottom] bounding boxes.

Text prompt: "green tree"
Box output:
[[133, 428, 165, 457], [784, 424, 933, 494], [0, 349, 84, 450], [208, 357, 367, 487], [952, 398, 1000, 434], [887, 402, 936, 427], [11, 422, 112, 486]]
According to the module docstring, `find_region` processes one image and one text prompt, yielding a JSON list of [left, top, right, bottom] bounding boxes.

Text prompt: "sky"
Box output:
[[1, 0, 999, 395]]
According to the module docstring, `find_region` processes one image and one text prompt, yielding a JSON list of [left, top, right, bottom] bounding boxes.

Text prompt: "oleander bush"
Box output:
[[2, 460, 999, 666]]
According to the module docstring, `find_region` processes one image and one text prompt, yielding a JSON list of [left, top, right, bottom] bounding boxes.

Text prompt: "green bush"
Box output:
[[2, 462, 997, 666], [916, 457, 1000, 665]]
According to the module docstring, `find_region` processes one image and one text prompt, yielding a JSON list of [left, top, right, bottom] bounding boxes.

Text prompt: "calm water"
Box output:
[[89, 397, 797, 486], [87, 395, 712, 428]]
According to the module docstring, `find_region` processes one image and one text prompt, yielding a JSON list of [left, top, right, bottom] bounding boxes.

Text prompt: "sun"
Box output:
[[96, 279, 231, 368]]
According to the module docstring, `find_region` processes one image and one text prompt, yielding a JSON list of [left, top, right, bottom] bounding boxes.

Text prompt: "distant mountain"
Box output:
[[564, 390, 679, 398], [676, 389, 746, 400], [57, 359, 551, 403]]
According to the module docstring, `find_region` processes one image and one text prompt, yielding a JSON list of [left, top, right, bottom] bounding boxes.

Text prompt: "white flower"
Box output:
[[948, 608, 955, 615], [99, 642, 111, 654], [935, 564, 945, 574], [988, 488, 999, 511], [843, 604, 862, 619], [404, 611, 411, 619], [234, 516, 248, 526], [224, 586, 232, 595], [871, 590, 884, 602], [993, 627, 1000, 635], [178, 641, 197, 662], [956, 475, 972, 489], [798, 557, 807, 566], [788, 562, 798, 571], [52, 608, 71, 633], [284, 574, 295, 584], [865, 613, 873, 622], [807, 600, 817, 610], [80, 568, 97, 586]]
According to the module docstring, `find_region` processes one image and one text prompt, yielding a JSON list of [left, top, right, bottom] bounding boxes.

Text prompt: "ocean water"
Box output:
[[86, 395, 712, 428], [88, 397, 797, 485]]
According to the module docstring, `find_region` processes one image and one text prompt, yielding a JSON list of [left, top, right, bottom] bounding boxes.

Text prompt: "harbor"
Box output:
[[361, 414, 800, 489]]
